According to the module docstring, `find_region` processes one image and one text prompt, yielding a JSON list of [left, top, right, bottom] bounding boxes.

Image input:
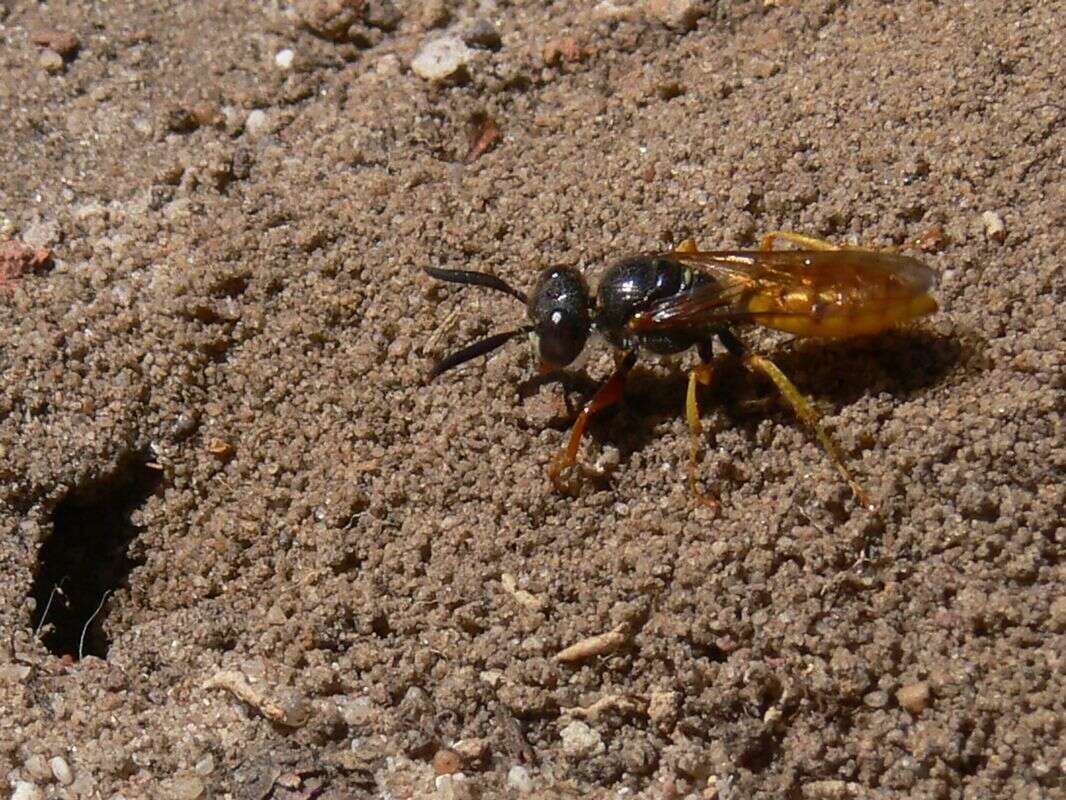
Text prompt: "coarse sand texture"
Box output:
[[0, 1, 1062, 797]]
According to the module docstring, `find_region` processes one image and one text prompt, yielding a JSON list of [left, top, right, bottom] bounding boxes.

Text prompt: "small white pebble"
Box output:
[[896, 682, 931, 714], [245, 109, 269, 137], [49, 756, 73, 786], [21, 219, 60, 250], [507, 765, 533, 795], [38, 49, 64, 73], [560, 720, 604, 759], [274, 49, 295, 70], [434, 773, 467, 799], [411, 36, 473, 81], [479, 669, 503, 687], [131, 114, 154, 136], [981, 210, 1006, 242], [594, 0, 638, 20], [375, 53, 402, 76], [194, 755, 215, 775]]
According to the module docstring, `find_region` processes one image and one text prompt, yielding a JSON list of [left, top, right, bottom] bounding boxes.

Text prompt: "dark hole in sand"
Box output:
[[28, 455, 162, 660]]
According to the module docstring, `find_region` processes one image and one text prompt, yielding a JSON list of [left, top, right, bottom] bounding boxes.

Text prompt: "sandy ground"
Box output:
[[0, 0, 1063, 797]]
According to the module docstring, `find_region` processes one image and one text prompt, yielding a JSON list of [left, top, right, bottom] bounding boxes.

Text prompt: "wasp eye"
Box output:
[[528, 266, 591, 369], [536, 308, 587, 368]]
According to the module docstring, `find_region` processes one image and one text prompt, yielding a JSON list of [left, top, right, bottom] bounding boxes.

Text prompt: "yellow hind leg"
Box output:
[[760, 231, 841, 251], [744, 352, 873, 510], [717, 329, 875, 510], [761, 230, 900, 254]]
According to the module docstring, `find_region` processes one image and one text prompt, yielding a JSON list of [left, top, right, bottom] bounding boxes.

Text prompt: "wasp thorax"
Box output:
[[528, 266, 591, 368]]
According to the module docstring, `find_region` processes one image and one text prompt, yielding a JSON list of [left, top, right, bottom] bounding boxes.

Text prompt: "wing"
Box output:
[[630, 249, 938, 339]]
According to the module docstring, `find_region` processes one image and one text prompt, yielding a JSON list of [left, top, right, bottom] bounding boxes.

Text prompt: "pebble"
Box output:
[[543, 37, 585, 66], [915, 224, 948, 252], [132, 114, 154, 136], [981, 210, 1006, 242], [271, 688, 311, 727], [801, 780, 862, 799], [418, 0, 451, 29], [507, 765, 533, 794], [594, 1, 640, 21], [338, 695, 378, 727], [647, 690, 678, 733], [364, 0, 402, 30], [274, 49, 295, 69], [433, 773, 473, 800], [896, 682, 931, 714], [194, 755, 216, 775], [863, 689, 889, 709], [245, 109, 270, 137], [375, 53, 402, 76], [294, 0, 364, 40], [38, 49, 65, 73], [11, 782, 44, 800], [163, 106, 200, 133], [266, 603, 288, 624], [22, 219, 61, 250], [411, 36, 473, 81], [748, 57, 781, 79], [432, 747, 463, 775], [479, 669, 503, 687], [221, 105, 245, 135], [462, 19, 501, 50], [1049, 595, 1066, 633], [30, 29, 80, 58], [559, 720, 604, 759], [451, 738, 489, 767], [49, 756, 73, 786], [646, 0, 708, 30]]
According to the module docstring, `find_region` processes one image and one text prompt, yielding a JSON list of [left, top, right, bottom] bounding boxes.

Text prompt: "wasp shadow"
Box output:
[[515, 328, 965, 477], [764, 328, 964, 407]]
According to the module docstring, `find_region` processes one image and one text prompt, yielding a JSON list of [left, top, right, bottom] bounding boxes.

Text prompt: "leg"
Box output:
[[686, 341, 720, 509], [760, 231, 841, 251], [558, 373, 578, 419], [761, 230, 898, 255], [549, 350, 637, 493], [718, 330, 874, 510]]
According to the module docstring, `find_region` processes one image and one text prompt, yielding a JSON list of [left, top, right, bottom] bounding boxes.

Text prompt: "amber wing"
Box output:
[[630, 249, 938, 339]]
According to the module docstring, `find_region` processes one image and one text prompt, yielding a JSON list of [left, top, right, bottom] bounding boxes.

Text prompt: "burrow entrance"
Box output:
[[29, 455, 162, 660]]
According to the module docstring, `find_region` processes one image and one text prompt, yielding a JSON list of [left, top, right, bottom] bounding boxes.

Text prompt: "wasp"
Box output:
[[424, 232, 939, 509]]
